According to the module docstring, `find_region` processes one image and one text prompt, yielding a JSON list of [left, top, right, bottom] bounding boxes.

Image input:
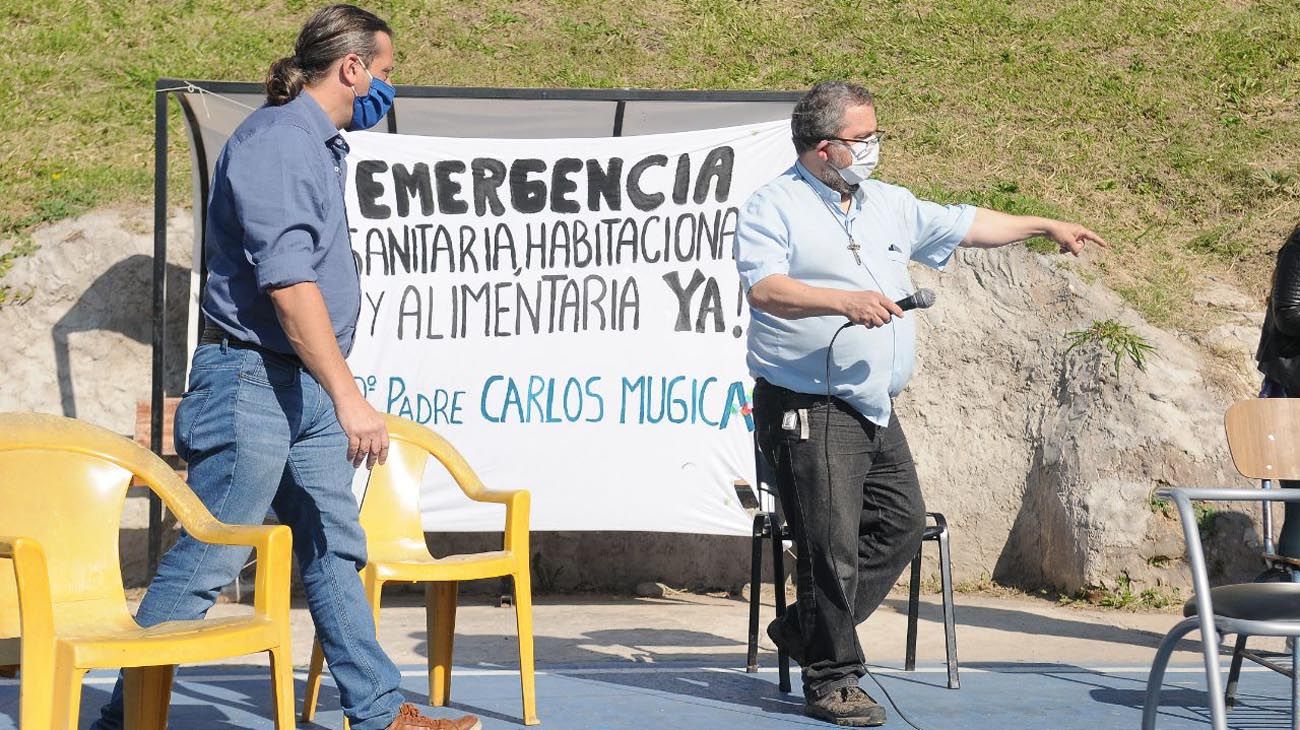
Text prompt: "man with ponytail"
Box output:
[[90, 6, 480, 730]]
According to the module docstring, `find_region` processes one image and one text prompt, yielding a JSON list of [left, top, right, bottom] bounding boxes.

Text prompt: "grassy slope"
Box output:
[[3, 0, 1298, 326]]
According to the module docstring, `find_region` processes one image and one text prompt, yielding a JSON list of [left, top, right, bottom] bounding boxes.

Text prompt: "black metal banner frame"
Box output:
[[149, 78, 802, 575]]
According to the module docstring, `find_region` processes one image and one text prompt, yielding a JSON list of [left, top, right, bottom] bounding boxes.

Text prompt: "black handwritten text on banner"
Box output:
[[343, 121, 794, 535]]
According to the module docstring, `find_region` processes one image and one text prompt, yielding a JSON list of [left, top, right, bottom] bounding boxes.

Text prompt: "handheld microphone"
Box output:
[[841, 288, 937, 329], [895, 288, 936, 312]]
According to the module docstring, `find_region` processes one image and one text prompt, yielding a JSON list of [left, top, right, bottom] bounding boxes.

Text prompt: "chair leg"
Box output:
[[18, 678, 53, 730], [1225, 634, 1248, 708], [747, 512, 768, 674], [905, 548, 922, 672], [938, 528, 960, 690], [428, 581, 458, 707], [1142, 617, 1201, 730], [15, 657, 52, 730], [123, 665, 174, 730], [1199, 619, 1229, 730], [46, 661, 86, 730], [512, 570, 540, 726], [301, 637, 326, 722], [1292, 632, 1300, 730], [364, 570, 385, 629], [269, 641, 296, 730], [771, 521, 791, 694]]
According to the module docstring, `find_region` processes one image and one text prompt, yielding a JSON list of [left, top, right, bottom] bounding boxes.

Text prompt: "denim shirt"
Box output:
[[200, 92, 362, 357], [734, 163, 975, 426]]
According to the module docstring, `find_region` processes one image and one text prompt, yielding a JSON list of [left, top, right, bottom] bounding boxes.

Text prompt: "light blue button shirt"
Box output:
[[735, 162, 976, 426]]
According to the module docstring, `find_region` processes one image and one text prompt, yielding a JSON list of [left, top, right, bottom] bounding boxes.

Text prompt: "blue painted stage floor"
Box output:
[[1, 660, 1293, 729]]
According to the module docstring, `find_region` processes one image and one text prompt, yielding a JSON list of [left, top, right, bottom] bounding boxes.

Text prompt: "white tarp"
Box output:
[[342, 120, 795, 535]]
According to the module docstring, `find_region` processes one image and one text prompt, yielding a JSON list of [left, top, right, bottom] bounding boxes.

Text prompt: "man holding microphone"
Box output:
[[737, 80, 1106, 727]]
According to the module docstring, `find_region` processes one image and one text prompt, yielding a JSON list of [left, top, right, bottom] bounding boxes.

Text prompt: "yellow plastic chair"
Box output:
[[0, 412, 295, 729], [301, 415, 538, 726]]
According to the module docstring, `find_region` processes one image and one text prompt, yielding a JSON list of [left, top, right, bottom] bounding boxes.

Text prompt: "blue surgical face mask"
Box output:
[[349, 65, 395, 131]]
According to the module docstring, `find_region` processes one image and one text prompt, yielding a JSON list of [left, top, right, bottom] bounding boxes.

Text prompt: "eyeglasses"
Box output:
[[826, 131, 885, 147]]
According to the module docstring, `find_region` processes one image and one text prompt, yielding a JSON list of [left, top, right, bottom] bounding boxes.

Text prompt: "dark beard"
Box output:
[[812, 164, 858, 195]]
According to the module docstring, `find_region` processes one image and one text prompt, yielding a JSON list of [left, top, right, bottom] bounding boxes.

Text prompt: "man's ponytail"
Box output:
[[265, 56, 308, 106]]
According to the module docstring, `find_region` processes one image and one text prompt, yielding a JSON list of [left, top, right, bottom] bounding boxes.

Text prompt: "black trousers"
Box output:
[[754, 379, 926, 698]]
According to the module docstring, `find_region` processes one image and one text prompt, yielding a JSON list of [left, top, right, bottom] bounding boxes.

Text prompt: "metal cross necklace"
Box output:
[[801, 175, 862, 265]]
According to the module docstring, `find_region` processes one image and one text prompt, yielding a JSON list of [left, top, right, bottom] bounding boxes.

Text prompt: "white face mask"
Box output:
[[834, 138, 880, 185]]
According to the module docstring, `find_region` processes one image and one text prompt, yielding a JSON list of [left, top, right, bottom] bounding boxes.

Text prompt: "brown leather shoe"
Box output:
[[385, 703, 481, 730]]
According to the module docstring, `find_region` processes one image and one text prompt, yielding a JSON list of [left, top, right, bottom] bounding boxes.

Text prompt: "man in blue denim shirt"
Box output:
[[739, 81, 1107, 727], [92, 6, 478, 730]]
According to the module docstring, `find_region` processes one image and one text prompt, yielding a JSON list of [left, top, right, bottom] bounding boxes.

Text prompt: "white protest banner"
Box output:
[[343, 120, 795, 535]]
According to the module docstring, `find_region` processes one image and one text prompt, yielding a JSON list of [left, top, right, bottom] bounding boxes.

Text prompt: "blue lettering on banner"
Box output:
[[482, 375, 606, 424], [618, 375, 749, 428], [371, 372, 752, 430], [383, 376, 466, 425]]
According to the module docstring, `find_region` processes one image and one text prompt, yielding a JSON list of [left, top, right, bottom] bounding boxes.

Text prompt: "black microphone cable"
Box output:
[[823, 320, 933, 730]]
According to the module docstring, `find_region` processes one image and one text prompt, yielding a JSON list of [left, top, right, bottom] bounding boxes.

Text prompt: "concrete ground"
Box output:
[[251, 586, 1278, 673], [1, 589, 1293, 729]]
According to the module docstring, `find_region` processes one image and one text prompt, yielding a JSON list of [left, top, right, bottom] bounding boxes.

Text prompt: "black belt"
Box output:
[[754, 378, 836, 409], [754, 378, 881, 427], [199, 321, 303, 365]]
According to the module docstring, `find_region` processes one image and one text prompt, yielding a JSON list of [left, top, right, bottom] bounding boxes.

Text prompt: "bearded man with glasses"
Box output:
[[736, 80, 1107, 727]]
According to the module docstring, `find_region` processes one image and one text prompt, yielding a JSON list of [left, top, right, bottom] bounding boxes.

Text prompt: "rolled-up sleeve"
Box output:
[[225, 126, 326, 291], [903, 189, 976, 271], [734, 191, 791, 290]]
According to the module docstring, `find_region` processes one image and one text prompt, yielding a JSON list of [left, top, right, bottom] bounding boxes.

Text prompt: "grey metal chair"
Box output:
[[1225, 417, 1300, 707], [1143, 398, 1300, 730]]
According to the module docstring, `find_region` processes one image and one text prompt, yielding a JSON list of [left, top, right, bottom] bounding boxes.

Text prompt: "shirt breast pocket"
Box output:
[[883, 245, 910, 273], [885, 245, 907, 262], [883, 245, 914, 294]]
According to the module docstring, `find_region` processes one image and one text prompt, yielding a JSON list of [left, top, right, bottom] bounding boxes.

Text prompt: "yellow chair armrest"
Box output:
[[135, 455, 295, 617], [471, 490, 531, 553], [472, 488, 524, 506], [380, 415, 532, 554], [188, 521, 281, 549], [185, 523, 293, 619], [0, 537, 55, 665]]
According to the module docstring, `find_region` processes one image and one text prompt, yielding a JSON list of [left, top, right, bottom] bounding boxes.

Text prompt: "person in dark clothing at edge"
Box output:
[[1256, 223, 1300, 559]]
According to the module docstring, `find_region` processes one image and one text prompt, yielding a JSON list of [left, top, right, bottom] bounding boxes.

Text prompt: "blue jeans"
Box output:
[[92, 342, 404, 730]]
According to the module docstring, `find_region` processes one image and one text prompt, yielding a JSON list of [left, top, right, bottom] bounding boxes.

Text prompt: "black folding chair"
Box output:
[[906, 513, 960, 690], [744, 462, 960, 691], [747, 505, 793, 692]]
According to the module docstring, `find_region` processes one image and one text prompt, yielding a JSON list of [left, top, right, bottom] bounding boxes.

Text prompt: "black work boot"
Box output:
[[804, 686, 887, 727], [766, 615, 806, 665]]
